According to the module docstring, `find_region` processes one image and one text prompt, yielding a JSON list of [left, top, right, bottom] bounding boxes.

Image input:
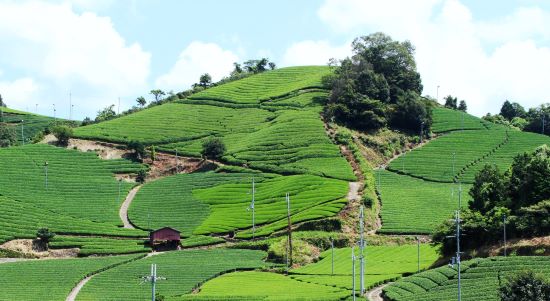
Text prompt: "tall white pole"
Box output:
[[252, 178, 255, 239], [331, 238, 334, 276], [69, 92, 72, 120], [456, 210, 461, 301], [352, 246, 356, 301], [359, 205, 365, 294], [118, 97, 121, 115], [151, 264, 156, 301], [503, 214, 507, 257], [21, 119, 24, 145]]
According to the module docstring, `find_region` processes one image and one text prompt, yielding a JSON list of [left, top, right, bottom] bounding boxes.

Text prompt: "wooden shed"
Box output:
[[149, 227, 181, 245]]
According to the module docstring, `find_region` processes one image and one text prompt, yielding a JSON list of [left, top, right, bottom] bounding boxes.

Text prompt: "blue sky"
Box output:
[[1, 0, 550, 119]]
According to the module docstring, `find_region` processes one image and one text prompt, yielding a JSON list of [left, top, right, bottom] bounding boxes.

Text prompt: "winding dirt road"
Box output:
[[66, 274, 95, 301], [119, 185, 142, 229], [366, 282, 391, 301]]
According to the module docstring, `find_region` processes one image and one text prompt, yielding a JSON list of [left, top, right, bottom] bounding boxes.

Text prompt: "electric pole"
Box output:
[[117, 179, 122, 204], [118, 97, 121, 115], [420, 121, 424, 144], [417, 236, 420, 273], [286, 192, 293, 268], [69, 92, 72, 120], [21, 119, 24, 145], [141, 264, 166, 301], [53, 104, 56, 122], [437, 85, 440, 103], [542, 113, 546, 135], [359, 205, 365, 294], [447, 210, 462, 301], [247, 178, 256, 239], [44, 161, 48, 189], [351, 246, 356, 301], [175, 149, 179, 173]]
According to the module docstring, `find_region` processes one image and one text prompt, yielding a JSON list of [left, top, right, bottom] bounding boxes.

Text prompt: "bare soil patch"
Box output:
[[0, 239, 79, 258]]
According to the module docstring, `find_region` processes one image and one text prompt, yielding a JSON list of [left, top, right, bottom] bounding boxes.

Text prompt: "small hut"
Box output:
[[149, 227, 181, 249]]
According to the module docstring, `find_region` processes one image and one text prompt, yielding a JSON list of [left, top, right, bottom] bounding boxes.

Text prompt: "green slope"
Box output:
[[1, 107, 60, 144], [383, 256, 550, 301]]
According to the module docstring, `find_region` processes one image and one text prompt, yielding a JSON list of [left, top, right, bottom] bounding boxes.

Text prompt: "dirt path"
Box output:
[[66, 274, 95, 301], [366, 282, 391, 301], [0, 258, 27, 264], [347, 182, 361, 202], [120, 185, 142, 229]]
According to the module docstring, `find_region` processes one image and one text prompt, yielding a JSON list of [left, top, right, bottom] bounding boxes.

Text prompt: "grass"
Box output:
[[0, 144, 144, 225], [130, 171, 348, 238], [383, 256, 550, 301], [377, 170, 471, 234], [178, 271, 350, 300], [431, 107, 488, 133], [129, 172, 260, 235], [49, 236, 150, 256], [0, 196, 145, 244], [0, 254, 142, 301], [188, 66, 331, 104], [76, 249, 268, 300], [291, 244, 439, 290], [1, 107, 60, 144], [192, 174, 349, 236]]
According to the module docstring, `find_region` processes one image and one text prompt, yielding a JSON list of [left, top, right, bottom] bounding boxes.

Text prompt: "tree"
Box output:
[[390, 92, 432, 132], [201, 137, 226, 160], [128, 140, 146, 161], [508, 145, 550, 211], [136, 169, 147, 183], [0, 125, 17, 147], [469, 164, 510, 214], [458, 100, 467, 112], [500, 100, 525, 120], [136, 96, 146, 107], [95, 105, 116, 122], [199, 73, 212, 88], [0, 93, 5, 107], [268, 62, 276, 70], [233, 62, 243, 74], [81, 117, 93, 126], [444, 95, 458, 109], [51, 125, 73, 147], [150, 89, 166, 103], [150, 145, 156, 162], [351, 32, 423, 102], [36, 228, 55, 250], [500, 270, 550, 301]]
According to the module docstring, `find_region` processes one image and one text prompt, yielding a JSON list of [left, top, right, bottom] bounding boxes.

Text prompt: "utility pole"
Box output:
[[117, 179, 122, 204], [247, 178, 256, 239], [44, 161, 48, 189], [437, 85, 440, 103], [118, 97, 121, 115], [417, 236, 420, 273], [21, 120, 24, 145], [175, 149, 179, 173], [330, 237, 335, 274], [53, 104, 56, 122], [35, 104, 38, 113], [286, 192, 293, 268], [447, 210, 462, 301], [141, 264, 166, 301], [351, 246, 356, 301], [458, 182, 462, 209], [359, 206, 365, 294], [503, 214, 507, 257], [542, 113, 546, 135]]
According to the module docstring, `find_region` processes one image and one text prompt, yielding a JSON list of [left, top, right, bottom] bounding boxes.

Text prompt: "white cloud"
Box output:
[[155, 41, 239, 91], [0, 1, 150, 118], [0, 78, 39, 106], [282, 40, 350, 67], [316, 0, 550, 116]]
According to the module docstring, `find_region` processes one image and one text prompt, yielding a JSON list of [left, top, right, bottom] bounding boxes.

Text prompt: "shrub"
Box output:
[[500, 270, 550, 301], [201, 137, 226, 160], [0, 125, 17, 147], [51, 125, 73, 147]]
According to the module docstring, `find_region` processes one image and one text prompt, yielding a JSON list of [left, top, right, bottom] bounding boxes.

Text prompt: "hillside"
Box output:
[[1, 107, 61, 144], [377, 106, 550, 234], [0, 65, 548, 301], [383, 256, 550, 301]]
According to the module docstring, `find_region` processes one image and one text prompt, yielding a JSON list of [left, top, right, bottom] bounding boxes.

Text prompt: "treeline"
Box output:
[[322, 32, 433, 135], [434, 146, 550, 255], [484, 100, 550, 135]]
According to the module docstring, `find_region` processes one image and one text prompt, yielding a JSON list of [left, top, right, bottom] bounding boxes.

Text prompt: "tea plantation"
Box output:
[[76, 249, 269, 300], [0, 254, 141, 301], [383, 256, 550, 301], [0, 107, 60, 144]]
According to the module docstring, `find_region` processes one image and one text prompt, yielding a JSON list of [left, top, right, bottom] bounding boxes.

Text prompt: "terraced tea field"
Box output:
[[179, 271, 350, 300], [377, 171, 471, 234], [0, 107, 61, 144], [49, 236, 149, 256], [130, 172, 348, 237], [383, 256, 550, 301], [0, 196, 144, 245], [431, 107, 488, 133], [291, 244, 439, 290], [0, 144, 144, 225], [76, 249, 268, 300], [0, 254, 141, 301], [188, 66, 331, 104]]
